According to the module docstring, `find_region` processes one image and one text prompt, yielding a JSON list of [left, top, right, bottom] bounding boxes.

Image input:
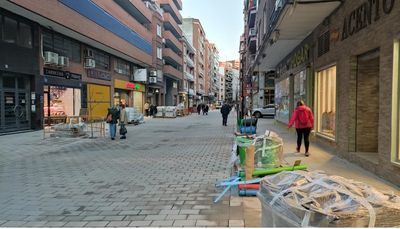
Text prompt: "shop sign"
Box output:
[[43, 68, 82, 80], [342, 0, 396, 40], [114, 79, 144, 92], [87, 69, 111, 81], [289, 44, 310, 69]]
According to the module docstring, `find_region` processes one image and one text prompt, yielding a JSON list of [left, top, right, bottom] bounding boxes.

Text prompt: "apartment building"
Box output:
[[159, 0, 183, 106], [182, 18, 206, 104], [144, 0, 165, 106], [220, 60, 240, 103], [205, 42, 220, 104], [243, 0, 400, 184], [0, 0, 156, 133], [182, 35, 196, 108]]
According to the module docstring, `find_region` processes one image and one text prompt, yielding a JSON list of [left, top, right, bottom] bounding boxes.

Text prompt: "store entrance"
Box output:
[[0, 72, 31, 132], [356, 50, 380, 153]]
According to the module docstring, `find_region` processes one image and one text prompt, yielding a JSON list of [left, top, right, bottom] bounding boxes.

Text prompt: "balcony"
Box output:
[[248, 6, 257, 28], [188, 89, 195, 96], [198, 88, 205, 95], [163, 65, 183, 80], [159, 0, 182, 24], [114, 0, 152, 26], [254, 0, 341, 72], [163, 30, 182, 53], [163, 48, 182, 67], [185, 55, 194, 68], [185, 71, 194, 82], [163, 12, 182, 39]]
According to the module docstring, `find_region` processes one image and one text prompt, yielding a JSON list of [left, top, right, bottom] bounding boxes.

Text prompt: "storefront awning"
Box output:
[[254, 0, 341, 72]]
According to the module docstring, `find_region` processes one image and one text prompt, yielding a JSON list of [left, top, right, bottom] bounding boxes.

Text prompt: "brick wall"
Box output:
[[312, 0, 400, 184]]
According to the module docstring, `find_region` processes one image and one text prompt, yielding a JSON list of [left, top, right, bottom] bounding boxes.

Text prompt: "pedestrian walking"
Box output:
[[288, 101, 314, 157], [119, 104, 128, 139], [106, 105, 120, 140], [144, 102, 150, 117], [197, 104, 202, 115], [203, 104, 209, 115], [221, 103, 231, 126]]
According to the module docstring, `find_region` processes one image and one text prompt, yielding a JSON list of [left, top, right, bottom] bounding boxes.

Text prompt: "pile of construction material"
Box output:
[[258, 170, 400, 227]]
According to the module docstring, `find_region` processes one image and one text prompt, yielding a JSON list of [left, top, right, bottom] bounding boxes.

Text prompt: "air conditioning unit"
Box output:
[[84, 49, 94, 58], [58, 56, 69, 67], [150, 70, 157, 77], [84, 58, 96, 68], [44, 51, 59, 65], [149, 77, 157, 83]]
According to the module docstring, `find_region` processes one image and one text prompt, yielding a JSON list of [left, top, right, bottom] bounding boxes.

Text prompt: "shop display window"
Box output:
[[293, 70, 307, 110], [44, 86, 81, 122], [114, 90, 130, 106], [275, 78, 289, 123], [391, 40, 400, 164], [316, 66, 336, 139]]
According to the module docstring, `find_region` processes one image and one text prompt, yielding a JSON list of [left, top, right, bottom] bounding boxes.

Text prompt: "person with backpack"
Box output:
[[288, 101, 314, 157]]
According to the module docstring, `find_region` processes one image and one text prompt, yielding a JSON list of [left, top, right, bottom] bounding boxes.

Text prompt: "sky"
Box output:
[[181, 0, 244, 61]]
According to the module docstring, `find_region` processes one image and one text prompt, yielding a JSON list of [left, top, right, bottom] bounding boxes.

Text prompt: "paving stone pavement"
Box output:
[[0, 111, 255, 227]]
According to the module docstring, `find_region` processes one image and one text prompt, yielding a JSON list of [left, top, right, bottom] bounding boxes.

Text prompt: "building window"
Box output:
[[318, 31, 330, 57], [391, 40, 400, 164], [43, 30, 81, 62], [315, 65, 336, 139], [3, 16, 17, 44], [93, 50, 110, 70], [18, 22, 32, 48], [157, 24, 162, 37], [114, 58, 130, 75], [157, 47, 162, 59]]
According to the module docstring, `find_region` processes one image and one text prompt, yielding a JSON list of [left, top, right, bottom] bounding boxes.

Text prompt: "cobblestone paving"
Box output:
[[0, 111, 253, 227]]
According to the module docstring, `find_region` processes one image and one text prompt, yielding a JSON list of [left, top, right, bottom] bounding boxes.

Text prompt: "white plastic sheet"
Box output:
[[258, 171, 400, 227]]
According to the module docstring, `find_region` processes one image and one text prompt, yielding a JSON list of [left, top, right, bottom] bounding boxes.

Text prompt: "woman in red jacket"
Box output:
[[288, 101, 314, 157]]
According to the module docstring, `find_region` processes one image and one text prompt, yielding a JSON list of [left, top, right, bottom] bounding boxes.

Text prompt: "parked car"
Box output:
[[252, 104, 276, 118]]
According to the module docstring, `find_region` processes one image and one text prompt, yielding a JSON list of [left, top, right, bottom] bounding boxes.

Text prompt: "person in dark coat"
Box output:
[[106, 106, 120, 140], [220, 103, 231, 126], [203, 105, 209, 115], [197, 104, 202, 115]]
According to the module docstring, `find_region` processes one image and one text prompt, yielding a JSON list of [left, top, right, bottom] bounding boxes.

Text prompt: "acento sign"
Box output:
[[342, 0, 396, 40]]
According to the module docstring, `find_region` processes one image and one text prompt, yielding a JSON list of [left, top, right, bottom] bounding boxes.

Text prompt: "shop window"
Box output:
[[42, 31, 81, 62], [114, 58, 130, 75], [293, 70, 307, 110], [275, 78, 289, 123], [391, 40, 400, 164], [3, 16, 17, 44], [94, 50, 110, 71], [18, 22, 32, 48], [316, 65, 336, 139], [44, 86, 81, 119]]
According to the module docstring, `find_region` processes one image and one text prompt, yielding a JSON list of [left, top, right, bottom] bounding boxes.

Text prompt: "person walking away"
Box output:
[[144, 102, 150, 117], [197, 104, 202, 115], [106, 106, 120, 140], [288, 101, 314, 157], [204, 104, 209, 115], [119, 104, 128, 139], [221, 103, 231, 126]]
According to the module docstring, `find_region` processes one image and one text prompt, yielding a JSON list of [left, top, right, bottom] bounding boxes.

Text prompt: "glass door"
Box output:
[[0, 72, 31, 132]]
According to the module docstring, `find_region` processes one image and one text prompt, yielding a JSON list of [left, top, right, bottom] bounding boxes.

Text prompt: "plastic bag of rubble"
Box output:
[[258, 170, 400, 227]]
